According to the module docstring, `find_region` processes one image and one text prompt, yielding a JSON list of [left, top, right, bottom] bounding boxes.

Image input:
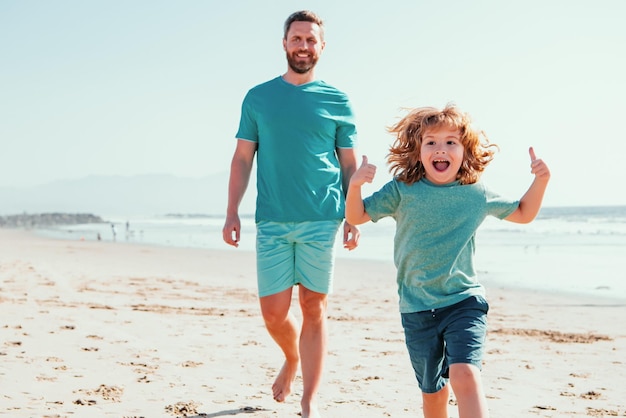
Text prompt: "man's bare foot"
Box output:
[[301, 404, 321, 418], [272, 360, 298, 402]]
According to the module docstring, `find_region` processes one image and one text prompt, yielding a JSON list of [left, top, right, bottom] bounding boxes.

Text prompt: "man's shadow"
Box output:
[[185, 406, 272, 417]]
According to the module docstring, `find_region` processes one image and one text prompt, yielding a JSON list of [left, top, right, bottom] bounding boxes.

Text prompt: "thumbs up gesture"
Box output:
[[350, 155, 377, 187], [528, 147, 550, 181]]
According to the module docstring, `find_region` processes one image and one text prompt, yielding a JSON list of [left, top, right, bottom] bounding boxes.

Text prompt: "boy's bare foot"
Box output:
[[272, 360, 297, 402], [301, 404, 321, 418]]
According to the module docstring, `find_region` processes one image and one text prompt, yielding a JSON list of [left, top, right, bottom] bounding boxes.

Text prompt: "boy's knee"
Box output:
[[422, 384, 449, 409], [449, 363, 482, 392]]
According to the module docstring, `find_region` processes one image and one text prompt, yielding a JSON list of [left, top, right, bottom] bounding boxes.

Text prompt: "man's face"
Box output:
[[283, 21, 325, 74]]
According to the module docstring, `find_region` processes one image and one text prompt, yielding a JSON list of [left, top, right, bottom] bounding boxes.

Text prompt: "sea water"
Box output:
[[38, 206, 626, 301]]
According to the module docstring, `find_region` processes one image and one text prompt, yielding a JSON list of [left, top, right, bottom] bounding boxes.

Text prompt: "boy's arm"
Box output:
[[222, 139, 257, 247], [346, 155, 376, 225], [505, 147, 550, 224]]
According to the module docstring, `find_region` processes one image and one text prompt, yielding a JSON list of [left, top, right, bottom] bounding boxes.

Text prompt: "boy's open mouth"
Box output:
[[433, 159, 450, 172]]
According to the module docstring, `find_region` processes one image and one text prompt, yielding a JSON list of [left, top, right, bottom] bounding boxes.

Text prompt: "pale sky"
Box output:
[[1, 0, 625, 207]]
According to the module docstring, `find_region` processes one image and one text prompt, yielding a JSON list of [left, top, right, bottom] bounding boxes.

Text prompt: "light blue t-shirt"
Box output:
[[363, 178, 519, 313], [236, 76, 357, 222]]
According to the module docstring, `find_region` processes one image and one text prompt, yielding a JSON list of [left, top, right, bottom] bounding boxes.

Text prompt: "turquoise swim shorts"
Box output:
[[255, 220, 342, 297]]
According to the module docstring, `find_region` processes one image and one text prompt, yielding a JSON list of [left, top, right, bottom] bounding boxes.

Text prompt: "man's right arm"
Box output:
[[222, 139, 257, 247]]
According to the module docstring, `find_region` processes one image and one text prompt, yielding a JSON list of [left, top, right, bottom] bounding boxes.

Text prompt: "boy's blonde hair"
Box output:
[[387, 103, 498, 185]]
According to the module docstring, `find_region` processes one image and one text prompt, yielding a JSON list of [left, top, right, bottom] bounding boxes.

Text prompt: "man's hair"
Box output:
[[283, 10, 324, 40]]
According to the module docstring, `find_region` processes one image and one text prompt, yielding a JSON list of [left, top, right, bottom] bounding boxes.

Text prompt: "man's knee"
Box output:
[[260, 289, 293, 326], [298, 287, 327, 320]]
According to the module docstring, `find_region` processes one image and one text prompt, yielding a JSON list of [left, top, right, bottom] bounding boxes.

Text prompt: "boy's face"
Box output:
[[283, 21, 325, 74], [419, 126, 464, 185]]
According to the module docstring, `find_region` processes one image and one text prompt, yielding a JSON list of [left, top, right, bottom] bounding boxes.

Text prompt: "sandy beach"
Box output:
[[1, 228, 624, 417]]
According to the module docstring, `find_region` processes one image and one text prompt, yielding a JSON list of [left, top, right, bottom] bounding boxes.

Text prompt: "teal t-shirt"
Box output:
[[236, 76, 357, 222], [363, 178, 519, 313]]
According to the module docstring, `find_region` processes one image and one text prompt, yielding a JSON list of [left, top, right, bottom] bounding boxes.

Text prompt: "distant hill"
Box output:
[[0, 172, 256, 217], [0, 212, 106, 228]]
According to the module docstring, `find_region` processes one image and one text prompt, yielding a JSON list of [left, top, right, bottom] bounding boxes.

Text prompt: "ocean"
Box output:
[[37, 205, 626, 301]]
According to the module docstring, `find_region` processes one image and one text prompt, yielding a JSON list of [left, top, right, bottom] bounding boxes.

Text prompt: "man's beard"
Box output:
[[286, 51, 318, 74]]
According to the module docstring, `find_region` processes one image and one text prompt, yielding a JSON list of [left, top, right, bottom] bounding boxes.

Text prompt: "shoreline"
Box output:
[[28, 224, 626, 305], [1, 228, 624, 417]]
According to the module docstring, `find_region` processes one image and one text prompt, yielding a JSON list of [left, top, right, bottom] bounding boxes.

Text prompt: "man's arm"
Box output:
[[337, 147, 360, 250], [337, 147, 358, 195], [222, 139, 257, 247]]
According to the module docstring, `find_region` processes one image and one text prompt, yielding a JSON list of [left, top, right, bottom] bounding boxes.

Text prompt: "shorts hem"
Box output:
[[420, 381, 448, 394], [446, 359, 483, 372], [258, 283, 293, 298]]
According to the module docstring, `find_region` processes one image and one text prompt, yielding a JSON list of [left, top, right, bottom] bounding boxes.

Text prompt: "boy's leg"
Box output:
[[443, 295, 490, 418], [259, 287, 300, 402], [422, 384, 449, 418], [298, 286, 328, 418], [449, 363, 489, 418], [402, 310, 449, 417]]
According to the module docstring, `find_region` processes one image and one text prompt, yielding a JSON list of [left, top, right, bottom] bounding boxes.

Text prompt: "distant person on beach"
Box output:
[[222, 10, 359, 418], [345, 104, 550, 418]]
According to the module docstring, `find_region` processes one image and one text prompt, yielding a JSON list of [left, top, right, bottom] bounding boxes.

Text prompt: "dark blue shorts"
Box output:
[[401, 295, 489, 393]]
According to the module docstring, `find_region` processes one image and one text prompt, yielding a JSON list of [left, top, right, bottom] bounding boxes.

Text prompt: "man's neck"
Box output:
[[282, 69, 316, 86]]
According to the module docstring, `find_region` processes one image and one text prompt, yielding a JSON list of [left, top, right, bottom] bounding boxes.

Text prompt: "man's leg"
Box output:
[[259, 287, 300, 402], [298, 285, 327, 418]]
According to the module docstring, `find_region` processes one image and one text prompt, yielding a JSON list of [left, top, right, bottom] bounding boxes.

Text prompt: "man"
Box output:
[[222, 10, 359, 418]]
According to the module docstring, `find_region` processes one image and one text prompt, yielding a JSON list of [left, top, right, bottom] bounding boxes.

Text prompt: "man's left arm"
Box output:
[[337, 147, 360, 250]]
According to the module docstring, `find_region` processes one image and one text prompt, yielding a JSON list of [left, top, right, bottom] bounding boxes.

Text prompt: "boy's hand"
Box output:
[[529, 147, 550, 181], [350, 155, 377, 187]]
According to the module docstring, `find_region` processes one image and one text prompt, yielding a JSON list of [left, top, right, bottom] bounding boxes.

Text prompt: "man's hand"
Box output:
[[222, 213, 241, 247], [343, 221, 360, 251]]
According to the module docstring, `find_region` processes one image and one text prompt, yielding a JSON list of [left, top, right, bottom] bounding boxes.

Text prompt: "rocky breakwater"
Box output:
[[0, 213, 105, 228]]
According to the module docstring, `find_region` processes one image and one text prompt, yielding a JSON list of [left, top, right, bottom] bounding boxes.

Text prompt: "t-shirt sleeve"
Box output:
[[484, 185, 519, 219], [363, 179, 401, 222], [235, 91, 259, 142], [335, 96, 357, 149]]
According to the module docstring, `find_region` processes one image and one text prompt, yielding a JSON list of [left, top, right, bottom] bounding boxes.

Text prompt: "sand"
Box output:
[[0, 228, 624, 417]]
